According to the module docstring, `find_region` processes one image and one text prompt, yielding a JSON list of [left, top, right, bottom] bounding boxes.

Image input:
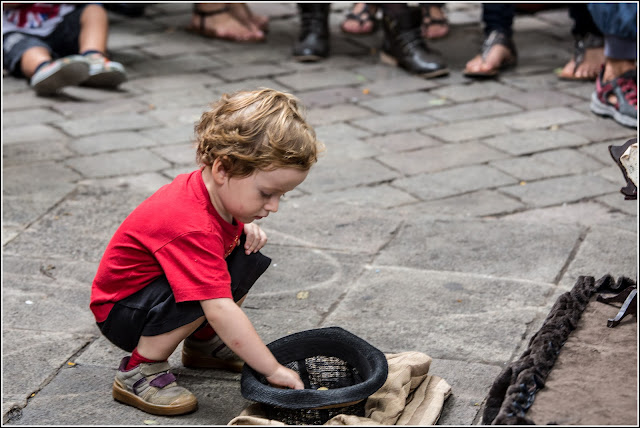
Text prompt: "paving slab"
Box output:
[[2, 162, 80, 227], [500, 174, 617, 207], [489, 148, 607, 182], [2, 329, 93, 412], [421, 116, 513, 142], [262, 201, 401, 254], [392, 164, 518, 201], [2, 123, 68, 144], [426, 99, 522, 122], [292, 185, 419, 210], [504, 106, 592, 130], [2, 139, 74, 167], [352, 112, 442, 134], [57, 112, 162, 137], [306, 103, 376, 126], [397, 189, 526, 218], [430, 359, 505, 426], [480, 128, 590, 156], [300, 157, 399, 193], [379, 141, 510, 175], [357, 91, 453, 114], [375, 217, 582, 283], [365, 131, 444, 153], [324, 267, 555, 363]]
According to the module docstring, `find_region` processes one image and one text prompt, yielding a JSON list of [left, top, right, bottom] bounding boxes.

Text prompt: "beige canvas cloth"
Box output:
[[228, 352, 452, 426]]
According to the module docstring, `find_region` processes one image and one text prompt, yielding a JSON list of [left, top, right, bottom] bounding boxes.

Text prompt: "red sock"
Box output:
[[190, 323, 216, 341], [125, 347, 162, 370]]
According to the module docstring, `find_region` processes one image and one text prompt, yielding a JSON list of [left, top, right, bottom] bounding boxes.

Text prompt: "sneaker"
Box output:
[[112, 356, 198, 416], [81, 53, 127, 88], [181, 335, 244, 372], [590, 66, 637, 128], [30, 55, 90, 95]]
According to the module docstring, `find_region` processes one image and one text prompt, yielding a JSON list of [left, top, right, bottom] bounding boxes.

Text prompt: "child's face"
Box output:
[[217, 166, 309, 224]]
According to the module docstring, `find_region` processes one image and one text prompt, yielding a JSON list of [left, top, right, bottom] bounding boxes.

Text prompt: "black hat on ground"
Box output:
[[241, 327, 388, 413]]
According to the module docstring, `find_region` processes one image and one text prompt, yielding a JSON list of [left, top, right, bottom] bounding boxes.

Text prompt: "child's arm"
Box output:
[[201, 297, 304, 389]]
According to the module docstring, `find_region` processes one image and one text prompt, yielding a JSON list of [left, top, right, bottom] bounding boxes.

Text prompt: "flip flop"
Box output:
[[464, 30, 517, 78], [556, 33, 604, 81]]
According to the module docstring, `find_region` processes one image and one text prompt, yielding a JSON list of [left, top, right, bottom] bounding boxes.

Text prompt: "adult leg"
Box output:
[[228, 3, 269, 33], [464, 4, 517, 77], [188, 3, 265, 42], [341, 3, 378, 35], [558, 4, 604, 81], [292, 3, 330, 62], [588, 3, 637, 128], [379, 3, 448, 78], [421, 3, 449, 40]]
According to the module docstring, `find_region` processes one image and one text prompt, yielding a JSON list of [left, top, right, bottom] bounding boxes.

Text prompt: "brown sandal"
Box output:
[[340, 3, 379, 35], [421, 5, 450, 40]]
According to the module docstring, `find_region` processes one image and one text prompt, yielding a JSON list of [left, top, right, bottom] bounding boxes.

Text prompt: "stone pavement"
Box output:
[[2, 3, 637, 425]]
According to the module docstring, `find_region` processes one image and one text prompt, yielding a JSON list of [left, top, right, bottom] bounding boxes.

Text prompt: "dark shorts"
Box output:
[[3, 5, 86, 77], [97, 235, 272, 352]]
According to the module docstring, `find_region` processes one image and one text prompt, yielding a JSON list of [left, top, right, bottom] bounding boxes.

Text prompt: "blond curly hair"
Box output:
[[195, 88, 322, 177]]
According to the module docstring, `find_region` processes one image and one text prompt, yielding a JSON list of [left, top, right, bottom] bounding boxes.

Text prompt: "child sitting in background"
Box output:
[[3, 3, 126, 95]]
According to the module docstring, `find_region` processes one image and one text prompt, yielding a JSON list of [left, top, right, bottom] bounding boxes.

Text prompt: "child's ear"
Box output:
[[211, 158, 228, 183]]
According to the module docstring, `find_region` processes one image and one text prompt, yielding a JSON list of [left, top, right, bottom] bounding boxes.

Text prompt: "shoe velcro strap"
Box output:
[[149, 372, 177, 388], [139, 361, 171, 376]]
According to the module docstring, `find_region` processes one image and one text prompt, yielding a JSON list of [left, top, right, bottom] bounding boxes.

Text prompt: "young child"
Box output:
[[90, 88, 321, 416], [2, 3, 127, 95]]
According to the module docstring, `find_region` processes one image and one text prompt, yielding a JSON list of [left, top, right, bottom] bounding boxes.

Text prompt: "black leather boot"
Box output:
[[381, 7, 449, 78], [293, 4, 330, 62]]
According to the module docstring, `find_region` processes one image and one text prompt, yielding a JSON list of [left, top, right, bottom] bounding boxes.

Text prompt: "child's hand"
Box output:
[[243, 223, 267, 254], [266, 365, 304, 390]]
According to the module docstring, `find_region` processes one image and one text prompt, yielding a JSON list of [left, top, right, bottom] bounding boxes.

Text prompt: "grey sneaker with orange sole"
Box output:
[[112, 356, 198, 416], [181, 335, 244, 372]]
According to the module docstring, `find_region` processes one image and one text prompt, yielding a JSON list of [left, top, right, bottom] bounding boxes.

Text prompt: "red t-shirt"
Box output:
[[90, 169, 244, 323]]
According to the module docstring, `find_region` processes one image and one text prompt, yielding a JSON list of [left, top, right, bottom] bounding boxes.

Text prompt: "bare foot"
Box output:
[[602, 58, 636, 82], [189, 3, 264, 42], [464, 44, 514, 75], [558, 46, 604, 80], [229, 3, 268, 33]]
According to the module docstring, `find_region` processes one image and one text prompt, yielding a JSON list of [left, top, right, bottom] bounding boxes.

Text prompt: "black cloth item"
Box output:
[[226, 233, 271, 301]]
